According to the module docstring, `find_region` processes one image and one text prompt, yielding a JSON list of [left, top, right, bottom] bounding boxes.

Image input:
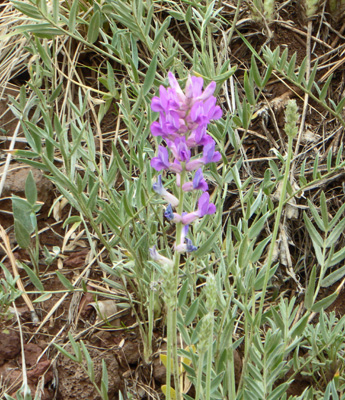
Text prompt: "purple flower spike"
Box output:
[[153, 175, 179, 207], [151, 146, 170, 171]]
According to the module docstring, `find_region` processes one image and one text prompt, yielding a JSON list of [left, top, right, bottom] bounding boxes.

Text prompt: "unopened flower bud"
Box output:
[[284, 99, 299, 138]]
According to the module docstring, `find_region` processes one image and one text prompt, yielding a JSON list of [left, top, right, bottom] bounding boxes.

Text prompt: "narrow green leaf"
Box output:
[[152, 16, 171, 52], [25, 171, 37, 206], [184, 299, 199, 325], [329, 200, 345, 230], [311, 292, 337, 313], [53, 0, 59, 22], [307, 199, 325, 232], [286, 53, 296, 77], [101, 359, 109, 397], [320, 192, 329, 232], [53, 343, 78, 362], [87, 10, 100, 44], [290, 314, 309, 338], [143, 54, 157, 96], [87, 182, 99, 212], [56, 271, 74, 291], [185, 5, 192, 22], [14, 219, 31, 249], [297, 56, 307, 84], [12, 1, 42, 19], [194, 224, 221, 257], [33, 293, 52, 303], [68, 0, 79, 31], [178, 279, 189, 308], [335, 96, 345, 115], [326, 217, 345, 248], [305, 265, 316, 309], [328, 246, 345, 267], [306, 61, 318, 92], [321, 264, 345, 287], [320, 74, 333, 101], [248, 212, 269, 239], [278, 47, 288, 71], [20, 262, 44, 291], [303, 212, 324, 248], [243, 71, 255, 105]]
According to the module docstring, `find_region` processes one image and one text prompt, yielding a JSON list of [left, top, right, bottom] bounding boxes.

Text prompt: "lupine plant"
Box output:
[[149, 72, 222, 399]]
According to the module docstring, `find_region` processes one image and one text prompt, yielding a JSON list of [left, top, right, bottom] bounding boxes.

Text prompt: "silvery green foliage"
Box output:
[[0, 264, 21, 321], [262, 46, 345, 128], [299, 311, 345, 389]]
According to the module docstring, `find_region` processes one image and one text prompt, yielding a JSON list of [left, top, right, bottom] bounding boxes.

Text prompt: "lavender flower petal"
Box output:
[[197, 192, 216, 217], [193, 168, 208, 191], [151, 146, 170, 171]]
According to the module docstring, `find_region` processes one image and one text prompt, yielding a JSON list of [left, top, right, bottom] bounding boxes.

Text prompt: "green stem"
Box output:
[[195, 352, 205, 400], [166, 301, 173, 400], [205, 317, 214, 400], [256, 134, 294, 324], [166, 168, 186, 400]]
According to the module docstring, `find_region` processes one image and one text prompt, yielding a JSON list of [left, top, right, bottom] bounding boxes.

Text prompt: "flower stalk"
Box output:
[[149, 72, 222, 399]]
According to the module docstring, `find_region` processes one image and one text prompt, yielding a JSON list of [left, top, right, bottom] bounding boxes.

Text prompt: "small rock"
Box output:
[[57, 343, 121, 400], [0, 162, 53, 204], [0, 328, 20, 365]]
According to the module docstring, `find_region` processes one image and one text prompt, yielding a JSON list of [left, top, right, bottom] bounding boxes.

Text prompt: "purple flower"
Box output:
[[167, 137, 191, 163], [153, 175, 179, 207], [185, 75, 204, 100], [203, 96, 222, 120], [149, 246, 174, 267], [175, 223, 198, 253], [182, 192, 216, 224], [151, 111, 181, 140], [151, 146, 171, 171], [151, 86, 179, 113], [168, 72, 186, 104], [176, 238, 198, 253], [182, 169, 208, 192], [185, 138, 221, 171], [164, 204, 182, 222], [202, 137, 222, 164], [198, 80, 217, 101]]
